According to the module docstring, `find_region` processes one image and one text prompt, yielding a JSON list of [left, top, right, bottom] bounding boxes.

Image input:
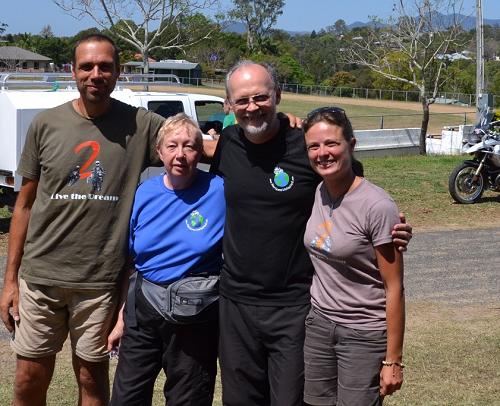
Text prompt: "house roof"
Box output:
[[0, 46, 52, 61], [123, 60, 199, 70]]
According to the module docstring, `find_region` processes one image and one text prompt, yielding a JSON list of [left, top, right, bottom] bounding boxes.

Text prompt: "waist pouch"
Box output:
[[139, 273, 219, 324]]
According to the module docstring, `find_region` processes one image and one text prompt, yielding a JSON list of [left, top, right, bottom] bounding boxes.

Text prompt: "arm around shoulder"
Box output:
[[201, 139, 219, 164], [392, 212, 413, 252]]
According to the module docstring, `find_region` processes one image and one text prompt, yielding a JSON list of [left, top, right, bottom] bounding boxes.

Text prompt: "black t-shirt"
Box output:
[[211, 117, 321, 305]]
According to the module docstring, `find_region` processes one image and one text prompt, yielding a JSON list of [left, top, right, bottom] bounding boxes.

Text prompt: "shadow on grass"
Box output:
[[0, 218, 11, 234], [450, 195, 500, 205], [478, 195, 500, 203]]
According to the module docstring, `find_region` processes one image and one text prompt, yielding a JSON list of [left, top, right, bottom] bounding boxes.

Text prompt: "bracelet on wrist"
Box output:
[[382, 360, 405, 368]]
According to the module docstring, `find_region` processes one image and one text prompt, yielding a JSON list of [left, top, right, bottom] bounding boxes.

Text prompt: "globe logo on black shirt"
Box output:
[[270, 166, 294, 192], [186, 210, 208, 231]]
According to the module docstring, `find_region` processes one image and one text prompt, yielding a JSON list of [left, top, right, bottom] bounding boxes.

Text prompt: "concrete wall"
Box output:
[[354, 128, 420, 158]]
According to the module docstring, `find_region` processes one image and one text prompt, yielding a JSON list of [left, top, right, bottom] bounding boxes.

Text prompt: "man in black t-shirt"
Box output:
[[211, 60, 411, 405]]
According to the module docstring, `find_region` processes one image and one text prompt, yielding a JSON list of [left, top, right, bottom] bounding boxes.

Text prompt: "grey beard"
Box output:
[[241, 120, 269, 137]]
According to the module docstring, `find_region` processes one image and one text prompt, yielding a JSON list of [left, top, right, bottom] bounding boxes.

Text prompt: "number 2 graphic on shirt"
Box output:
[[74, 141, 100, 179]]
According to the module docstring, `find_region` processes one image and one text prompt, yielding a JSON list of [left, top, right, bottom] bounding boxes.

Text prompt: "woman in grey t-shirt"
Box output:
[[302, 107, 405, 405]]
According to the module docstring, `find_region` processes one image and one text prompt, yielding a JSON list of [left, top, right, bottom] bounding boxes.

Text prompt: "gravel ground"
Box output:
[[0, 227, 499, 340], [404, 227, 500, 304]]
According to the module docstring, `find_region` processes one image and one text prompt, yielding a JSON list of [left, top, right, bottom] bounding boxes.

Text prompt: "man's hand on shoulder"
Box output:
[[392, 213, 413, 252], [278, 112, 303, 129], [0, 280, 20, 333]]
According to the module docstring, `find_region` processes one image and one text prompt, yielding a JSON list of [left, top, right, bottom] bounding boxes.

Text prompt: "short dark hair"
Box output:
[[72, 33, 120, 69], [225, 60, 279, 98]]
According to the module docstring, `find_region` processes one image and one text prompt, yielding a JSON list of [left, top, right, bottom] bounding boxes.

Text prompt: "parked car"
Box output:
[[0, 87, 224, 208]]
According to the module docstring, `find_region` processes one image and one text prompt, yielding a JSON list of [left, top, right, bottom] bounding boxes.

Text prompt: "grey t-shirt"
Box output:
[[17, 99, 164, 289], [304, 178, 400, 330]]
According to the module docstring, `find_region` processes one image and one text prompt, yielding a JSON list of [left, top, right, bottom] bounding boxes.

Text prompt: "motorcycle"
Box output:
[[448, 121, 500, 204]]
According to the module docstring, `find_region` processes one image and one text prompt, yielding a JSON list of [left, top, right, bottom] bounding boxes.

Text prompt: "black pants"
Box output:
[[110, 282, 218, 406], [219, 295, 310, 406]]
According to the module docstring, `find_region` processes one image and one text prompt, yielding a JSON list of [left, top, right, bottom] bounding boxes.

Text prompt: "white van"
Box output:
[[0, 88, 224, 207]]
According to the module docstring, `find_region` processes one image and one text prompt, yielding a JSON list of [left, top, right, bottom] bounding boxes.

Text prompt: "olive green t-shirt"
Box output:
[[17, 99, 164, 288]]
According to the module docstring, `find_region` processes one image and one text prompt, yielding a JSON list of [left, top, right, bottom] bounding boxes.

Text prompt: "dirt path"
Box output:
[[282, 93, 476, 114]]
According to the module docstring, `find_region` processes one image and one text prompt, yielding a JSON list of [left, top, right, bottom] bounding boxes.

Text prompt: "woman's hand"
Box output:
[[107, 312, 124, 353], [380, 363, 404, 396]]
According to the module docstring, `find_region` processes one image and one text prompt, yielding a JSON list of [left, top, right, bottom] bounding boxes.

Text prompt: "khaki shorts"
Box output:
[[11, 278, 118, 362]]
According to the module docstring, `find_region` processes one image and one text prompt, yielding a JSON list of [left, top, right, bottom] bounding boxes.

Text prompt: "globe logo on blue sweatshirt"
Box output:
[[186, 210, 208, 231], [270, 166, 294, 192]]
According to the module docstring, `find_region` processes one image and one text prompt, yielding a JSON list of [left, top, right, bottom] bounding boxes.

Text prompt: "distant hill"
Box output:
[[348, 21, 387, 29], [223, 13, 500, 37], [441, 13, 500, 30], [346, 13, 500, 31], [223, 21, 309, 36]]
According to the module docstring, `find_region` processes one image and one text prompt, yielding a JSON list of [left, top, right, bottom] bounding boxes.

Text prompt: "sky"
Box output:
[[1, 0, 500, 37]]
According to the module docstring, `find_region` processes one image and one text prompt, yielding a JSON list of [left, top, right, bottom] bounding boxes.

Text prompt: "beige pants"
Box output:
[[11, 278, 117, 362]]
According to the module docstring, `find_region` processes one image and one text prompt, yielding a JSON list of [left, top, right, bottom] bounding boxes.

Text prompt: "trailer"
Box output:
[[0, 80, 225, 207]]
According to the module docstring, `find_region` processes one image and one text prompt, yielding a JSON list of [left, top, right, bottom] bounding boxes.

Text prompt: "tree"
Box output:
[[292, 32, 342, 84], [276, 54, 313, 84], [485, 60, 500, 96], [40, 25, 54, 38], [344, 0, 467, 154], [443, 59, 475, 94], [326, 19, 347, 36], [53, 0, 218, 73], [156, 12, 218, 60], [14, 33, 39, 53], [330, 71, 356, 87], [228, 0, 285, 53], [0, 22, 7, 35], [38, 36, 72, 66]]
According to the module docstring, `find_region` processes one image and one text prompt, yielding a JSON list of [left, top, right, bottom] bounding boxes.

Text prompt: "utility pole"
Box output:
[[476, 0, 484, 110]]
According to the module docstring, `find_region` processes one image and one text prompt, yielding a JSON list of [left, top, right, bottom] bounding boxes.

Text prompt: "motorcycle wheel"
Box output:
[[448, 162, 485, 204]]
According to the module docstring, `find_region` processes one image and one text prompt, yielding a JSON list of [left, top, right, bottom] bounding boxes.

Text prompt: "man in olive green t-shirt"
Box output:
[[0, 34, 163, 406]]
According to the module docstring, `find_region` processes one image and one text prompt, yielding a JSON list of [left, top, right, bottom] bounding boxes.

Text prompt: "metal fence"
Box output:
[[2, 72, 497, 108], [346, 111, 476, 131], [185, 77, 499, 108]]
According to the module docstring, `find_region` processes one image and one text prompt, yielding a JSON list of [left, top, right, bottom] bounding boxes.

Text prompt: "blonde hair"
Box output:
[[156, 113, 203, 150]]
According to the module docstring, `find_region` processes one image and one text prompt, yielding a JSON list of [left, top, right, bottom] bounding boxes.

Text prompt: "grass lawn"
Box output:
[[278, 99, 473, 134], [362, 155, 500, 231], [1, 302, 498, 405]]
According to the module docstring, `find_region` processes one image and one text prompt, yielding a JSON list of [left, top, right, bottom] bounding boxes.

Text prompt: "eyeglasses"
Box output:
[[230, 93, 273, 110], [306, 106, 345, 120]]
